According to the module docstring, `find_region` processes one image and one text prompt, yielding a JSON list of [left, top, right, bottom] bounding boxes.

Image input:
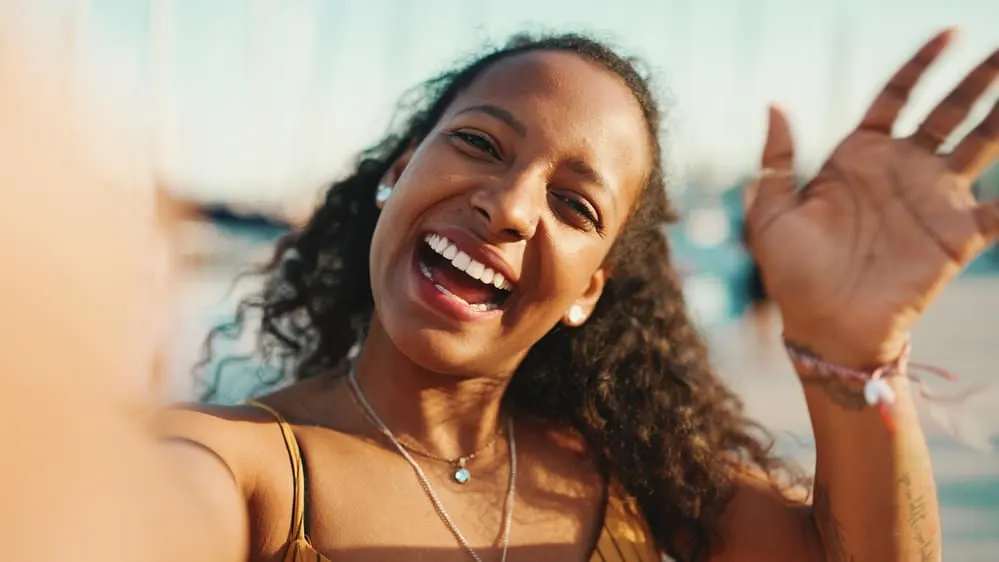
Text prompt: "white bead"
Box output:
[[864, 379, 896, 406]]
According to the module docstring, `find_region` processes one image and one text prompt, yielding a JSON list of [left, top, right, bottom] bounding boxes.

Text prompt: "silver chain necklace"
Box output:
[[396, 425, 504, 485], [347, 368, 517, 562]]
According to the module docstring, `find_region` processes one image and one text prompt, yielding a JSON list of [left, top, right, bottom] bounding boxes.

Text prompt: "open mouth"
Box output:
[[417, 233, 514, 312]]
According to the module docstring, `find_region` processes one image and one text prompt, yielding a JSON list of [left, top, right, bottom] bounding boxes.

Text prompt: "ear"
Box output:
[[380, 144, 417, 187], [563, 267, 608, 327]]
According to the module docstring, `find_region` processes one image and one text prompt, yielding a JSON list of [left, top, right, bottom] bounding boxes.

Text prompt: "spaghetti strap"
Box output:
[[247, 401, 308, 545]]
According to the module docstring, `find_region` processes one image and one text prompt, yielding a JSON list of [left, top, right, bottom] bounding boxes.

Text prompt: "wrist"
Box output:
[[781, 322, 909, 370]]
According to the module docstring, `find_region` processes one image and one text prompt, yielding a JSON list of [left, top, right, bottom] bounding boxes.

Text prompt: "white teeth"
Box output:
[[419, 252, 499, 312], [419, 260, 433, 280], [422, 234, 514, 291], [453, 251, 471, 270], [466, 260, 485, 280]]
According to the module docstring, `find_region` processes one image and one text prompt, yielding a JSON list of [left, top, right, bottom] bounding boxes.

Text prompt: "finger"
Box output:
[[973, 198, 999, 243], [912, 48, 999, 151], [859, 29, 956, 134], [947, 97, 999, 178], [747, 106, 797, 219]]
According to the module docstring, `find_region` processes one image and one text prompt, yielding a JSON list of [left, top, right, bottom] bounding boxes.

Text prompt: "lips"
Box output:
[[416, 232, 514, 312]]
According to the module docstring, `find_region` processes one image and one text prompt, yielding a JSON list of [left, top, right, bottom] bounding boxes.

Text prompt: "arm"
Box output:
[[722, 29, 999, 562], [4, 403, 251, 562], [0, 29, 248, 560], [1, 194, 250, 562], [713, 352, 938, 562], [796, 347, 938, 562]]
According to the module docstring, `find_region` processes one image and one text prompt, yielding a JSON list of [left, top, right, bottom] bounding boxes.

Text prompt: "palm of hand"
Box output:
[[745, 31, 999, 365]]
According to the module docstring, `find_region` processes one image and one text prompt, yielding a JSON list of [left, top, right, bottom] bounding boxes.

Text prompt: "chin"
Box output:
[[377, 316, 509, 378]]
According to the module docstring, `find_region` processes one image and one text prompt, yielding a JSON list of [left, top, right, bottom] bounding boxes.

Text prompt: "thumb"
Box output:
[[745, 105, 798, 221]]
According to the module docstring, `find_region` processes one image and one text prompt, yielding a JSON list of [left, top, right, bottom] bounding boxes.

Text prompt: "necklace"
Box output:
[[396, 424, 504, 484], [347, 368, 516, 562]]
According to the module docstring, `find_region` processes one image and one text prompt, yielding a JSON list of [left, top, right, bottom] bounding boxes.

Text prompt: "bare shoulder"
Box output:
[[154, 401, 310, 558], [153, 402, 291, 491], [710, 469, 822, 562]]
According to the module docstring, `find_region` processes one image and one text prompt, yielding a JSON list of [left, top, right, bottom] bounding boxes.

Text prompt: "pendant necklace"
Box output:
[[395, 423, 505, 484], [347, 367, 516, 562]]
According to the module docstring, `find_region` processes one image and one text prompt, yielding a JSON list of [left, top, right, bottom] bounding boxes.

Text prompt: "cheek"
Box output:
[[368, 207, 409, 305], [525, 237, 607, 310]]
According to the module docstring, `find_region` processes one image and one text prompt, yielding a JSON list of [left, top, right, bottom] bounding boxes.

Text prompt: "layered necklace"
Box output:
[[347, 367, 517, 562], [396, 422, 505, 484]]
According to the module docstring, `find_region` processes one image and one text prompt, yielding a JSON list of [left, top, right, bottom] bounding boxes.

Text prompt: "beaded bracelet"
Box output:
[[784, 340, 992, 449], [785, 341, 914, 432]]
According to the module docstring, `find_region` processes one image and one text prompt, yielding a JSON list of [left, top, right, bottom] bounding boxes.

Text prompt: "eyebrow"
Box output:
[[456, 104, 612, 200], [566, 157, 610, 194], [455, 104, 527, 136]]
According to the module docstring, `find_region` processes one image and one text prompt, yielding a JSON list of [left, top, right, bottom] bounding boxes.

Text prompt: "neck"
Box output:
[[349, 318, 509, 459]]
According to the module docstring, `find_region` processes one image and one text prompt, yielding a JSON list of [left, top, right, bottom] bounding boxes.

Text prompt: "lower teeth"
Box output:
[[419, 260, 498, 312]]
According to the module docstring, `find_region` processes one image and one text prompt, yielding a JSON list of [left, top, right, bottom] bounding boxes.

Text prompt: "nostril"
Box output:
[[502, 227, 525, 240]]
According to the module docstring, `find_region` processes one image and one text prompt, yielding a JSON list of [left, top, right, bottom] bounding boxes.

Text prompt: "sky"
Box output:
[[5, 0, 999, 214]]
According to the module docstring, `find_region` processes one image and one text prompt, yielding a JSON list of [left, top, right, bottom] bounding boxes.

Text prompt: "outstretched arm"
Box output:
[[718, 30, 999, 562], [0, 26, 248, 561]]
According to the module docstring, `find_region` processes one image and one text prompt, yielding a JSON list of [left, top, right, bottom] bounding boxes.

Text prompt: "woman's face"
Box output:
[[369, 50, 652, 376]]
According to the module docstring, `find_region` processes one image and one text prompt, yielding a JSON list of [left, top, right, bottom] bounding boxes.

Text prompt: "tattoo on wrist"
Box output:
[[812, 481, 856, 562], [799, 376, 869, 410], [788, 340, 898, 412]]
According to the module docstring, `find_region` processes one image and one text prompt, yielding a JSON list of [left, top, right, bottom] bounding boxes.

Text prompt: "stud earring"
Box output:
[[567, 304, 587, 326], [375, 184, 393, 208]]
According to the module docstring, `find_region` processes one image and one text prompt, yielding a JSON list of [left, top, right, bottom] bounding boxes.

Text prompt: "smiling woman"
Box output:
[[193, 35, 791, 562], [6, 18, 999, 562]]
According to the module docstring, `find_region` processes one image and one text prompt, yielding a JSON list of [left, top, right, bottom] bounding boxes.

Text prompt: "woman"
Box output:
[[5, 29, 999, 562]]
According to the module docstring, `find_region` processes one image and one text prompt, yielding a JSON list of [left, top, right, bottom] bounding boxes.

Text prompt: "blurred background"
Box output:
[[7, 0, 999, 558]]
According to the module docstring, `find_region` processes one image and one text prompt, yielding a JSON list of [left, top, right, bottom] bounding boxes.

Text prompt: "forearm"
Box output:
[[800, 368, 940, 562], [4, 403, 246, 562]]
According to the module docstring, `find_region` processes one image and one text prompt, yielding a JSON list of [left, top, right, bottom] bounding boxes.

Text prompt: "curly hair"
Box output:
[[201, 33, 800, 562]]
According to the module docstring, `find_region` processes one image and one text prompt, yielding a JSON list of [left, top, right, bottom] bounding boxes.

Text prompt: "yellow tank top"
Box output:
[[248, 401, 660, 562]]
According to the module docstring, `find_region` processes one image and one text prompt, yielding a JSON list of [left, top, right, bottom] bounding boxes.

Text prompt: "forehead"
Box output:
[[446, 51, 652, 201]]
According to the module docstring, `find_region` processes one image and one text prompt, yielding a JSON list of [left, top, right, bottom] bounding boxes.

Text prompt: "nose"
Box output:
[[469, 171, 545, 242]]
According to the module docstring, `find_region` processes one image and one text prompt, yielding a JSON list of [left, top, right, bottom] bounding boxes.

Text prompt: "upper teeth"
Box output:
[[424, 234, 513, 291]]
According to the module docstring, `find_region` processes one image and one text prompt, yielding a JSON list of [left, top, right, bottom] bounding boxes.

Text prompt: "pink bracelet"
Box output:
[[784, 341, 991, 448], [785, 341, 914, 432]]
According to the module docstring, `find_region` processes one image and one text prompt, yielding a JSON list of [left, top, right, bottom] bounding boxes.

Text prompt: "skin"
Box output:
[[3, 24, 999, 562]]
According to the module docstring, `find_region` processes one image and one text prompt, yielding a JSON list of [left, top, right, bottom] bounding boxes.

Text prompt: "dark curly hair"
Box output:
[[201, 33, 801, 562]]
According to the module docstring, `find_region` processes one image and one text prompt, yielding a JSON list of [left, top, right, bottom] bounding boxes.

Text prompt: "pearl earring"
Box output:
[[375, 184, 393, 208], [567, 305, 586, 326]]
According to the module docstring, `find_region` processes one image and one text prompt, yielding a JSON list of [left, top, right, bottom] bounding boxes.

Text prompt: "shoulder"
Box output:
[[153, 401, 308, 558], [153, 402, 294, 492], [709, 468, 821, 562]]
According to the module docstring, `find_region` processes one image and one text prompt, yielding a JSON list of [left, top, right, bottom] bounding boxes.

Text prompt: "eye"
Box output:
[[550, 191, 604, 235], [449, 130, 500, 159]]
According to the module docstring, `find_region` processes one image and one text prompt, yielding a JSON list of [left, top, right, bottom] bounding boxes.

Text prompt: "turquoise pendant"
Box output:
[[453, 458, 471, 484]]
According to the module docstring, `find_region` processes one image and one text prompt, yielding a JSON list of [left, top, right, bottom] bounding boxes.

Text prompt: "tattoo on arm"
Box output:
[[787, 341, 870, 410], [899, 471, 938, 562], [799, 377, 869, 410], [812, 481, 856, 562]]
